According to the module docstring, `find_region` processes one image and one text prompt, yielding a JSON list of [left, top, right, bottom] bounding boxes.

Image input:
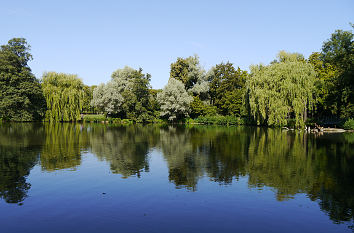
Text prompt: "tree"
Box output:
[[321, 27, 353, 118], [91, 82, 124, 116], [91, 66, 153, 122], [0, 38, 45, 121], [308, 52, 338, 117], [208, 62, 247, 116], [82, 85, 97, 114], [170, 55, 205, 90], [148, 89, 161, 118], [42, 72, 86, 122], [246, 51, 316, 128], [157, 78, 193, 121]]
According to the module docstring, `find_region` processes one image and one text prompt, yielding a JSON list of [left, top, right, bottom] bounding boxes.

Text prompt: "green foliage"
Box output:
[[246, 51, 316, 128], [321, 27, 354, 118], [208, 62, 247, 116], [121, 119, 133, 125], [82, 85, 97, 114], [148, 89, 161, 116], [308, 52, 339, 117], [343, 118, 354, 130], [192, 115, 246, 125], [42, 72, 86, 122], [0, 38, 46, 121], [83, 114, 106, 122], [91, 66, 154, 123], [190, 96, 218, 118], [170, 55, 205, 90]]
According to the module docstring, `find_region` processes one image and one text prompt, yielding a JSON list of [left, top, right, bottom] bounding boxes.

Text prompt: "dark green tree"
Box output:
[[0, 38, 46, 121], [122, 69, 153, 122], [321, 27, 354, 118], [82, 85, 97, 114], [209, 62, 247, 116]]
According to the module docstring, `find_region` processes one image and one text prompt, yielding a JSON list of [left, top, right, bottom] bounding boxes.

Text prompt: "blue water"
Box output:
[[0, 123, 353, 233]]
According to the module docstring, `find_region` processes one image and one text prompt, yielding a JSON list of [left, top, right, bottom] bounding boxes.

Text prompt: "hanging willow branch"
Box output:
[[42, 72, 86, 122], [246, 52, 316, 128]]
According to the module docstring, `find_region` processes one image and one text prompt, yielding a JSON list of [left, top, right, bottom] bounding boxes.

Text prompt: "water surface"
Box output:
[[0, 123, 353, 232]]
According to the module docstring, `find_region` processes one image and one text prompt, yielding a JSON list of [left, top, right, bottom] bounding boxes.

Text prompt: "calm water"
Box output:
[[0, 123, 353, 233]]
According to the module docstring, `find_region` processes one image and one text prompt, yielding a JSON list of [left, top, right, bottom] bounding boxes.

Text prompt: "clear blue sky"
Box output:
[[1, 0, 353, 89]]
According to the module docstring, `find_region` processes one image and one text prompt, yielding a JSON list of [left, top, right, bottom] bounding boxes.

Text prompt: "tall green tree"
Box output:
[[308, 52, 338, 117], [0, 38, 45, 121], [208, 62, 247, 116], [321, 27, 354, 118], [170, 55, 206, 90], [246, 51, 316, 128], [82, 85, 97, 114], [42, 72, 86, 122]]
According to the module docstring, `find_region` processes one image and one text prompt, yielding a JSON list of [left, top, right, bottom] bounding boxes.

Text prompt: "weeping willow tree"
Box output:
[[246, 51, 316, 128], [42, 72, 86, 122]]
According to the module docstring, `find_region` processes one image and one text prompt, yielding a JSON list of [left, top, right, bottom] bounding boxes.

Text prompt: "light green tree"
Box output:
[[308, 52, 338, 117], [246, 51, 316, 128], [157, 78, 193, 121], [42, 72, 86, 122]]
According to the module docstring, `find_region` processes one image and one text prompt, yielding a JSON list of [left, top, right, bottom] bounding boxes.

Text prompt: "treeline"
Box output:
[[0, 26, 353, 128]]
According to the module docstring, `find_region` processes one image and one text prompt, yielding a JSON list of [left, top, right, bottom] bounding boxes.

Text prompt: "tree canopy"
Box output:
[[321, 27, 354, 118], [208, 62, 247, 116], [157, 78, 193, 121], [42, 72, 86, 122], [0, 38, 45, 121], [246, 51, 316, 128], [91, 66, 154, 122]]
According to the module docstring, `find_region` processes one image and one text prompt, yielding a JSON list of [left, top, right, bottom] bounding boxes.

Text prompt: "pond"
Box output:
[[0, 123, 353, 233]]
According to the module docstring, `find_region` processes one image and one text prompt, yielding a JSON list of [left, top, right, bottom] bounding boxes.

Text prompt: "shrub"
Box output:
[[108, 118, 121, 124], [83, 114, 106, 122], [192, 115, 247, 126], [343, 118, 354, 130], [121, 119, 133, 125]]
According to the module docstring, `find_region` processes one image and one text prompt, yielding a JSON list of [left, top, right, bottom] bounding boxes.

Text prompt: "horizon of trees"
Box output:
[[0, 25, 353, 126]]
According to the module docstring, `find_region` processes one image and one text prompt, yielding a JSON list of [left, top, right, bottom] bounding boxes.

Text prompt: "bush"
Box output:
[[343, 118, 354, 130], [108, 118, 121, 124], [121, 119, 133, 125], [83, 114, 106, 122], [192, 115, 247, 126]]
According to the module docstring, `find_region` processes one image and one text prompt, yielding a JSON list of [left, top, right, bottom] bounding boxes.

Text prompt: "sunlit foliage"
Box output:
[[42, 72, 86, 122], [246, 51, 316, 128]]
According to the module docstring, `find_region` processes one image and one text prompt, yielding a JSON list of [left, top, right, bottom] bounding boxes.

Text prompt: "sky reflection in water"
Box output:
[[0, 123, 353, 233]]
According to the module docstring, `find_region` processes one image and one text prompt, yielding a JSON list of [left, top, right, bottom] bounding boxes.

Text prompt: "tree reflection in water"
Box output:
[[0, 123, 43, 204], [0, 123, 352, 228]]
